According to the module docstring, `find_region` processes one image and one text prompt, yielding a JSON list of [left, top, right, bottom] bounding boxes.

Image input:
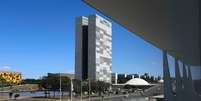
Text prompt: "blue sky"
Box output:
[[0, 0, 163, 79]]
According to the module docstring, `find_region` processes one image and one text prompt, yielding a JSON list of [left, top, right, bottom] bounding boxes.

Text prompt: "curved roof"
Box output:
[[125, 78, 150, 86]]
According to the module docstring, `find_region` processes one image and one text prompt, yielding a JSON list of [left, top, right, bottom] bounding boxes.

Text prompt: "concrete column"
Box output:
[[163, 50, 175, 101], [187, 65, 195, 95], [182, 63, 188, 101], [115, 73, 118, 84], [187, 66, 193, 83], [187, 65, 200, 101], [175, 62, 199, 101], [183, 64, 188, 85], [175, 58, 182, 101]]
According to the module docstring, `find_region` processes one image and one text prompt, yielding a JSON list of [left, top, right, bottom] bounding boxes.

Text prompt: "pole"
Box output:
[[0, 78, 3, 96], [88, 79, 91, 101], [70, 78, 72, 101], [60, 73, 62, 101], [81, 80, 82, 101]]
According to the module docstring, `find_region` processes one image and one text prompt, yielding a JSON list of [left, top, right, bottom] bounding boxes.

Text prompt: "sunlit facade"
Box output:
[[0, 71, 22, 84], [75, 14, 112, 83]]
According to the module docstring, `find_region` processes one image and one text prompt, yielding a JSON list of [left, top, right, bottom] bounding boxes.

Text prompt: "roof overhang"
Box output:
[[84, 0, 200, 65]]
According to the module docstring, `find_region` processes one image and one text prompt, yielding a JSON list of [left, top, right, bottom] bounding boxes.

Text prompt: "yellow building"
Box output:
[[0, 71, 22, 84]]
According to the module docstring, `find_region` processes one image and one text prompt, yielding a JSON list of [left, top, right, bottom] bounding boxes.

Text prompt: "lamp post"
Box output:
[[88, 79, 91, 101], [70, 78, 73, 101], [0, 80, 2, 98], [60, 73, 62, 101], [0, 77, 4, 98], [81, 80, 82, 101]]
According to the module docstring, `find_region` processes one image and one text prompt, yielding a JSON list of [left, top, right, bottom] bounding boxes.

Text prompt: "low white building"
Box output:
[[125, 78, 150, 86]]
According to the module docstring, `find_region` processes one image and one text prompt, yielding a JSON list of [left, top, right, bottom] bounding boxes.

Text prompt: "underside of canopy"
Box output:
[[84, 0, 200, 65]]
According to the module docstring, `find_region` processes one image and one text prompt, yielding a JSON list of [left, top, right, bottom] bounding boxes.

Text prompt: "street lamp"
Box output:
[[60, 73, 62, 101], [88, 78, 91, 101], [81, 80, 82, 101], [70, 78, 73, 101]]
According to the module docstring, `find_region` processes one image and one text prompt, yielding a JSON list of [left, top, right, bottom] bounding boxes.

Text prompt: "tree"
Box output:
[[144, 73, 149, 78], [150, 76, 155, 82], [134, 74, 139, 78], [144, 73, 150, 82], [140, 75, 145, 80], [41, 75, 58, 97], [90, 80, 98, 93], [60, 76, 71, 96], [96, 81, 110, 96], [157, 76, 162, 81], [22, 79, 42, 84], [73, 79, 89, 96], [73, 79, 81, 94], [41, 76, 54, 97], [40, 75, 70, 98], [0, 76, 7, 87], [73, 79, 111, 97]]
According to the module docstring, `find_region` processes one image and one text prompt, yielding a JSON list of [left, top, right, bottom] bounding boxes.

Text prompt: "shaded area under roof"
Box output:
[[84, 0, 200, 65]]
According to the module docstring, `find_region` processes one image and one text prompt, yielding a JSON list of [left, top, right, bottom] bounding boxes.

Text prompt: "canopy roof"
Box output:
[[125, 78, 150, 86], [84, 0, 200, 65]]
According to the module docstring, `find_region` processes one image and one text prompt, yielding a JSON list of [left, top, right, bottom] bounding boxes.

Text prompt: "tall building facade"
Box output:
[[75, 14, 112, 83]]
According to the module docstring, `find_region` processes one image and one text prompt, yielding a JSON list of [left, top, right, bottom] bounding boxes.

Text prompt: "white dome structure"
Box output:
[[158, 79, 164, 83], [125, 78, 150, 86]]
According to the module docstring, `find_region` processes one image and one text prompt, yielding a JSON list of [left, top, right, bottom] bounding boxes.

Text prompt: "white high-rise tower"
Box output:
[[75, 14, 112, 83]]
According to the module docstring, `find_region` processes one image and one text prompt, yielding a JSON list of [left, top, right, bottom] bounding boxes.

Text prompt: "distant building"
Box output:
[[158, 79, 164, 83], [126, 74, 134, 79], [112, 73, 129, 84], [117, 74, 127, 83], [112, 73, 141, 84], [0, 70, 22, 84], [75, 14, 112, 83], [112, 78, 152, 91], [47, 73, 74, 79], [112, 73, 118, 84]]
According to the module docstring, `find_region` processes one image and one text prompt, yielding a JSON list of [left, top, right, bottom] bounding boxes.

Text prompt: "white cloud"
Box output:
[[0, 65, 12, 70]]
